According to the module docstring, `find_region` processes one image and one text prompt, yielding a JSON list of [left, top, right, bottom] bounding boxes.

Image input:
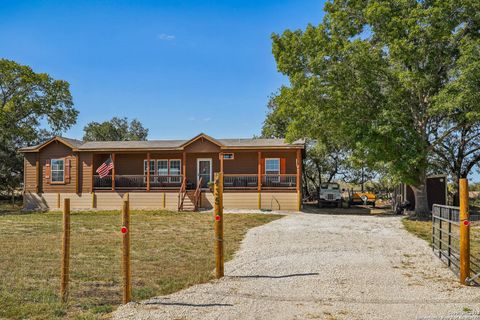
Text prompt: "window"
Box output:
[[157, 160, 169, 176], [143, 160, 155, 180], [51, 159, 64, 183], [265, 158, 280, 175], [321, 183, 339, 190], [265, 158, 280, 183], [169, 160, 181, 182], [169, 160, 181, 176], [222, 153, 234, 160]]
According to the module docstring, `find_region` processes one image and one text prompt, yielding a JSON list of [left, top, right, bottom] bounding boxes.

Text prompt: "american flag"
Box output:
[[96, 157, 114, 178]]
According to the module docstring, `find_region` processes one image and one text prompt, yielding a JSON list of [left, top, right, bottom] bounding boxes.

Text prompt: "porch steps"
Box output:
[[180, 191, 196, 212]]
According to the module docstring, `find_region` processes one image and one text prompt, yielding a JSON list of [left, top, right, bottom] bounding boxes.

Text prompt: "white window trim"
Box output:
[[51, 158, 65, 183], [156, 159, 169, 176], [265, 158, 280, 175], [143, 159, 156, 175], [196, 158, 212, 188], [168, 159, 182, 175], [222, 153, 234, 160], [168, 159, 182, 183], [265, 158, 280, 183]]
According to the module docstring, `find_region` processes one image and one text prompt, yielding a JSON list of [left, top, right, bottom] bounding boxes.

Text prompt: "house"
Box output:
[[20, 133, 305, 211]]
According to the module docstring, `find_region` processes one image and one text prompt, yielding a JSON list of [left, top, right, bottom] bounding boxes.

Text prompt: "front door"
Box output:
[[197, 158, 212, 188]]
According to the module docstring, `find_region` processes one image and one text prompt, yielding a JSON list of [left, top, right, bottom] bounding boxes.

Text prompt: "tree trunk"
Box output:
[[411, 183, 430, 218]]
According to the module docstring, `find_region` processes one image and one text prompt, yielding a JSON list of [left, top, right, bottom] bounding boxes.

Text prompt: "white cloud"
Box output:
[[157, 33, 175, 41], [188, 116, 196, 121], [203, 117, 211, 122]]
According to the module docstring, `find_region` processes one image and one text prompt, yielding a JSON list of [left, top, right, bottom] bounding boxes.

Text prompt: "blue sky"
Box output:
[[0, 0, 324, 140]]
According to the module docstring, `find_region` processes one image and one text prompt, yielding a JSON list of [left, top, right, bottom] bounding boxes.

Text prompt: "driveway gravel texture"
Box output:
[[113, 213, 480, 320]]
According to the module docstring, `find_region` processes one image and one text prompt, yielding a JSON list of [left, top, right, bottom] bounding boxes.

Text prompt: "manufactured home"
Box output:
[[20, 133, 305, 211]]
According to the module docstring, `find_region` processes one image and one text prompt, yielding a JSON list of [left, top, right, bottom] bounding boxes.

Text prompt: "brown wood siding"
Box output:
[[222, 151, 258, 174], [186, 153, 220, 183], [24, 153, 37, 192], [39, 142, 76, 193], [93, 153, 184, 176], [114, 153, 144, 175], [223, 150, 297, 174], [184, 138, 221, 153], [79, 152, 93, 193]]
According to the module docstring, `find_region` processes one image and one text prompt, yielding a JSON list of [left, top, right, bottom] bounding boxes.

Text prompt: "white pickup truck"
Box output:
[[318, 182, 343, 208]]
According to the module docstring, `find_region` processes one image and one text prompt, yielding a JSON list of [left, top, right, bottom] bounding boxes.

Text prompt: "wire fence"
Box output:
[[0, 193, 279, 319]]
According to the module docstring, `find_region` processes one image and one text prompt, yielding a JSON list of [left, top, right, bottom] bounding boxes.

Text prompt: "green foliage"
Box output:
[[263, 98, 350, 195], [268, 0, 480, 215], [0, 59, 77, 141], [0, 59, 77, 193], [83, 117, 148, 141]]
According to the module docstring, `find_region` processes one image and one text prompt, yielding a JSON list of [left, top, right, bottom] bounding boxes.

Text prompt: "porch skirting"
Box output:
[[23, 191, 300, 212]]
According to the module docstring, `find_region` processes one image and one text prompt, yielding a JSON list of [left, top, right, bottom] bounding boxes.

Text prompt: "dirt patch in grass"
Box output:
[[0, 209, 281, 319]]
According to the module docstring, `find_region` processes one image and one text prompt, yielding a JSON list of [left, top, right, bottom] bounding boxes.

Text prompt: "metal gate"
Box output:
[[432, 204, 480, 285]]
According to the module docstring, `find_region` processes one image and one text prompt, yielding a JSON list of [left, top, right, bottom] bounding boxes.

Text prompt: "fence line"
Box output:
[[432, 201, 479, 285]]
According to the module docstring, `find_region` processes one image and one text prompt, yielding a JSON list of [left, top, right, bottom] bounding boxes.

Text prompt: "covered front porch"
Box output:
[[91, 150, 301, 192]]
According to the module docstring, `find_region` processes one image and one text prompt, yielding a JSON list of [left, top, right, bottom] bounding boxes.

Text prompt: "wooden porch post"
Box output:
[[182, 151, 186, 181], [112, 153, 116, 192], [90, 153, 94, 193], [220, 152, 224, 173], [146, 152, 151, 192], [35, 154, 40, 193], [75, 153, 79, 194], [258, 151, 262, 209], [296, 149, 302, 211]]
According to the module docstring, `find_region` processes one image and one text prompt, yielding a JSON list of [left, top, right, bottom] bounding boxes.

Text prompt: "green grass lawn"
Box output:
[[0, 204, 281, 319]]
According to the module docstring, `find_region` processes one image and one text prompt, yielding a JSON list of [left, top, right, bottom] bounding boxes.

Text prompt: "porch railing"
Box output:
[[93, 175, 113, 189], [223, 174, 258, 189], [262, 174, 296, 189], [93, 175, 183, 190], [94, 173, 297, 191], [150, 175, 183, 189], [115, 175, 146, 190], [222, 174, 297, 190]]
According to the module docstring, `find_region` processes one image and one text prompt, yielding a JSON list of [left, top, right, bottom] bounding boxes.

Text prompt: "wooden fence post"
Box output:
[[459, 178, 470, 285], [60, 198, 71, 303], [121, 197, 131, 303], [214, 172, 224, 279]]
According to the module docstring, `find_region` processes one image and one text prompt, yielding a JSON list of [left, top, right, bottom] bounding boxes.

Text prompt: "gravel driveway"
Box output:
[[113, 213, 480, 320]]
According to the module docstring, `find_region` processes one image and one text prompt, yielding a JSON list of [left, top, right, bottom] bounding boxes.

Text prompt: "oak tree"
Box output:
[[83, 117, 148, 141], [269, 0, 480, 216], [0, 59, 78, 199]]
